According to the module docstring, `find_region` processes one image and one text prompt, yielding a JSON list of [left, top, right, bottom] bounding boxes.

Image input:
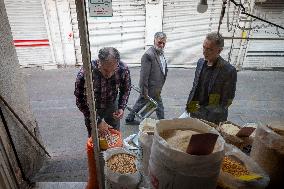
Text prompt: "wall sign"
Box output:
[[89, 0, 113, 17]]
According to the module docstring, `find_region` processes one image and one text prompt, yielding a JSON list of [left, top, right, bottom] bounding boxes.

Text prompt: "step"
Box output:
[[32, 182, 87, 189]]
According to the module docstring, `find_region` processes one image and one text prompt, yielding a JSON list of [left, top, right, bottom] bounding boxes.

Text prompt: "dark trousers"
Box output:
[[190, 106, 227, 124], [127, 95, 164, 120], [84, 102, 120, 137]]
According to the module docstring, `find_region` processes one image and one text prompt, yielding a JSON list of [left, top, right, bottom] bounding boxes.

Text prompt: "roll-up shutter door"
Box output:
[[4, 0, 53, 66], [162, 0, 239, 67], [70, 0, 146, 65], [243, 0, 284, 68]]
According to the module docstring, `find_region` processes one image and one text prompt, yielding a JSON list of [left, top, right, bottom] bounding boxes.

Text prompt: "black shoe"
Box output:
[[125, 118, 140, 125]]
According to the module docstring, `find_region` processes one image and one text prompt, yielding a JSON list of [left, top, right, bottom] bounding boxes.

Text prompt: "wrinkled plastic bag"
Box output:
[[104, 147, 141, 189], [250, 124, 284, 188], [138, 118, 158, 176], [218, 144, 270, 189], [179, 111, 189, 118]]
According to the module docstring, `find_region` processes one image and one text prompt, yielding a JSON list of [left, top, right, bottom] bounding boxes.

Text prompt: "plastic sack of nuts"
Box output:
[[104, 147, 141, 189], [99, 129, 123, 150], [218, 144, 269, 189], [138, 118, 158, 176]]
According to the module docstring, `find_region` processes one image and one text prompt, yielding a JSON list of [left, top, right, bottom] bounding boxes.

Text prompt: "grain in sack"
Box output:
[[218, 144, 269, 189], [149, 118, 225, 189]]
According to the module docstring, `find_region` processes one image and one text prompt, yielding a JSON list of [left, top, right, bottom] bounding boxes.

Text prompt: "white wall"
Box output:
[[44, 0, 76, 66]]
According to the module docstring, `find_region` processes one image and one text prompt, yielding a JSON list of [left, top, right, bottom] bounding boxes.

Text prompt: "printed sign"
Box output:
[[89, 0, 113, 17], [186, 133, 219, 155]]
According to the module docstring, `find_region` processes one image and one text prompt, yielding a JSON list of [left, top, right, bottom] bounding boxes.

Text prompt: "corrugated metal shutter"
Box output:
[[70, 0, 146, 65], [243, 0, 284, 68], [162, 0, 239, 67], [4, 0, 53, 66]]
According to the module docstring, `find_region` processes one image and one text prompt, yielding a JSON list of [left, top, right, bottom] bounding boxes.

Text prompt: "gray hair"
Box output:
[[154, 32, 167, 39], [98, 47, 120, 62], [206, 32, 224, 48]]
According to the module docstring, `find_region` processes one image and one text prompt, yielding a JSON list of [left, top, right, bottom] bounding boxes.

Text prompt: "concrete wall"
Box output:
[[0, 0, 46, 181]]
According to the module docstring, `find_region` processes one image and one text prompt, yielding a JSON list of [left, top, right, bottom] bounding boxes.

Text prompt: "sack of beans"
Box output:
[[99, 129, 123, 150], [104, 147, 141, 189], [250, 124, 284, 188], [218, 144, 269, 189], [138, 118, 158, 176], [149, 118, 225, 189], [218, 121, 256, 150]]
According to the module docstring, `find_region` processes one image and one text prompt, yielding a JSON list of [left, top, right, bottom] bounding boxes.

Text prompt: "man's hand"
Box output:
[[113, 109, 124, 120], [98, 120, 112, 136]]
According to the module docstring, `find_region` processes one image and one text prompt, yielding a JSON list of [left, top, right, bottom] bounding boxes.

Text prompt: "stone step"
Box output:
[[32, 182, 87, 189]]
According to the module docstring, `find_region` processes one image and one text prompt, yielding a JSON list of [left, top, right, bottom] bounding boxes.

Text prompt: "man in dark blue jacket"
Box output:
[[186, 32, 237, 124]]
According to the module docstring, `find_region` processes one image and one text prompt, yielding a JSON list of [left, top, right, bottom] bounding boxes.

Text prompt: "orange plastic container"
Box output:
[[86, 137, 99, 189]]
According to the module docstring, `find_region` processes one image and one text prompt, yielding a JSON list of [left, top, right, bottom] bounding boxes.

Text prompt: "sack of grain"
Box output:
[[250, 124, 284, 189], [138, 118, 158, 176], [218, 121, 256, 150], [149, 118, 225, 189], [104, 147, 141, 189], [218, 144, 269, 189]]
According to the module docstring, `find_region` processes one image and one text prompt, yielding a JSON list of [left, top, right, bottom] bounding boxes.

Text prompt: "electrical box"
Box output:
[[89, 0, 113, 17]]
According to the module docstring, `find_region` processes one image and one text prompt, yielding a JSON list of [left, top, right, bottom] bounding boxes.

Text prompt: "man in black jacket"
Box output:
[[186, 32, 237, 124]]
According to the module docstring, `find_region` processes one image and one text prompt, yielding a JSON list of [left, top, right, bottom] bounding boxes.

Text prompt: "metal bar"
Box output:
[[217, 0, 227, 35], [223, 37, 284, 40], [130, 85, 158, 106], [0, 106, 28, 183], [75, 0, 104, 188], [0, 95, 50, 157], [241, 12, 284, 31], [229, 0, 284, 30]]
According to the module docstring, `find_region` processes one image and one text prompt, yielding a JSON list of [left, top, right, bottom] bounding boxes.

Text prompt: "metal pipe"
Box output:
[[74, 0, 103, 188], [217, 0, 227, 35], [0, 95, 50, 157]]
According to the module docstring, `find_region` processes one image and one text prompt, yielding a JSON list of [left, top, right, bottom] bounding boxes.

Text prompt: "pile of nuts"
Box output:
[[106, 153, 137, 174], [222, 156, 250, 177], [100, 133, 119, 147]]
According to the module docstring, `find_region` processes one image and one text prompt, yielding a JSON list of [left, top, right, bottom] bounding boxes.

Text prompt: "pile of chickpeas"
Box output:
[[106, 153, 137, 174], [100, 133, 119, 147], [222, 156, 250, 177]]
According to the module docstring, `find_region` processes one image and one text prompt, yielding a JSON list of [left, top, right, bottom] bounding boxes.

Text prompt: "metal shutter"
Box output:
[[4, 0, 53, 66], [70, 0, 146, 65], [162, 0, 239, 67], [243, 0, 284, 68]]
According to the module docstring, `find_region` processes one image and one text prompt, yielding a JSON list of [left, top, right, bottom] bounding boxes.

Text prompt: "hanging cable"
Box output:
[[229, 0, 284, 30], [217, 0, 227, 35]]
